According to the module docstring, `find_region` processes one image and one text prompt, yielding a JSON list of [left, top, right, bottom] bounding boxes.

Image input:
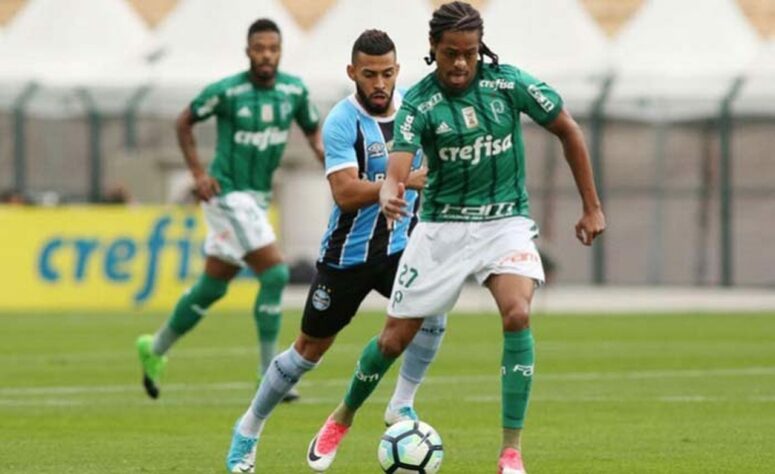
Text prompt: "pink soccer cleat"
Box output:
[[498, 448, 527, 474], [307, 416, 350, 472]]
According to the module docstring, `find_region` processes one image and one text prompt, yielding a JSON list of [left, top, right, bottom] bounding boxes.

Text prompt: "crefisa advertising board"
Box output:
[[0, 206, 271, 311]]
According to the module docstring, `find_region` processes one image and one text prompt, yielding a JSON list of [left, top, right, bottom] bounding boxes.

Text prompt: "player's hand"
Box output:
[[575, 207, 606, 246], [406, 167, 428, 191], [193, 173, 220, 202], [381, 182, 408, 230]]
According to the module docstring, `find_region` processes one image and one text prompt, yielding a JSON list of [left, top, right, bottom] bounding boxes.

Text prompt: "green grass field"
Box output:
[[1, 308, 774, 473]]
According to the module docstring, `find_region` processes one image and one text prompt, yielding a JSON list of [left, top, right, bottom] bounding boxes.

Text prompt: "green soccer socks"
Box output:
[[153, 273, 229, 355], [254, 264, 289, 374], [343, 336, 398, 413], [501, 329, 535, 430]]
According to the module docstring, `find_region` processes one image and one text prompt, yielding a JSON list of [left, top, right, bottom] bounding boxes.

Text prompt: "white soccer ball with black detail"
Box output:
[[378, 420, 444, 473]]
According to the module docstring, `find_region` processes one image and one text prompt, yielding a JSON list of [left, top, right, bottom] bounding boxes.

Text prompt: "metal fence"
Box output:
[[1, 107, 773, 288]]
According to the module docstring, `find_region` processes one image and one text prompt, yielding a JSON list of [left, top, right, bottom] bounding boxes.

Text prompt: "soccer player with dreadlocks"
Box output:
[[306, 2, 605, 473]]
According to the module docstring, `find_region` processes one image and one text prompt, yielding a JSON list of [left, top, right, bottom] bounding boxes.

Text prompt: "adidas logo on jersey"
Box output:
[[237, 106, 252, 118], [435, 122, 452, 135], [438, 133, 513, 166]]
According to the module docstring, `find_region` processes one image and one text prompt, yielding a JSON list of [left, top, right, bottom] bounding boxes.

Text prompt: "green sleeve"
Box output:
[[189, 81, 227, 122], [392, 101, 426, 154], [294, 84, 321, 133], [510, 67, 563, 126]]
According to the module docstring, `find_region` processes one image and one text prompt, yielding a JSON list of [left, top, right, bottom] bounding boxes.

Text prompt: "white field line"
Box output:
[[0, 344, 373, 363], [0, 366, 773, 398], [1, 393, 774, 408]]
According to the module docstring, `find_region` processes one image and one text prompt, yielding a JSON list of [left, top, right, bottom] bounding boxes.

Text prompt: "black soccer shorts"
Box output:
[[301, 252, 401, 338]]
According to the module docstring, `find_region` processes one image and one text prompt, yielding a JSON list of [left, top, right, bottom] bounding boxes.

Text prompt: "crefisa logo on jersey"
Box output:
[[312, 285, 332, 311], [438, 133, 513, 166], [400, 115, 415, 142], [234, 127, 289, 151], [479, 78, 515, 90]]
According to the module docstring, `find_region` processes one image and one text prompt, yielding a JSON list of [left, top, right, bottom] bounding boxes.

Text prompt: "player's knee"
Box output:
[[502, 301, 531, 332], [258, 263, 290, 290], [294, 334, 332, 363], [378, 328, 414, 358], [377, 335, 406, 358]]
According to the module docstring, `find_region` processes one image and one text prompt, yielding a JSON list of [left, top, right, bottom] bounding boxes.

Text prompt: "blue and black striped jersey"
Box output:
[[318, 92, 422, 269]]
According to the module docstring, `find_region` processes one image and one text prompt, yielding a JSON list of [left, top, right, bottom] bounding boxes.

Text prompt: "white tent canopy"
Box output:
[[482, 0, 611, 116], [607, 0, 759, 121], [141, 0, 304, 116], [286, 0, 434, 105], [0, 0, 153, 116], [735, 39, 775, 115]]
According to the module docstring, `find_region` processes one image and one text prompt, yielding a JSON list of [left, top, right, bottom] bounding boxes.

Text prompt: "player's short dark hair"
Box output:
[[426, 1, 498, 68], [351, 29, 396, 63], [248, 18, 281, 40]]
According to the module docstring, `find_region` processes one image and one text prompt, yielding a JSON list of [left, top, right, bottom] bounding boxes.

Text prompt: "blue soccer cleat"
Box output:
[[383, 405, 419, 426], [226, 422, 258, 473]]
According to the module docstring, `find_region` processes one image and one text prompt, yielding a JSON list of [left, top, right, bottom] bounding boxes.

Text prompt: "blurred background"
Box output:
[[1, 0, 774, 313]]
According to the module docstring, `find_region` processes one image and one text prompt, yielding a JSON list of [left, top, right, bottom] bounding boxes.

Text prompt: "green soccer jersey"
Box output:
[[393, 63, 563, 222], [190, 70, 320, 204]]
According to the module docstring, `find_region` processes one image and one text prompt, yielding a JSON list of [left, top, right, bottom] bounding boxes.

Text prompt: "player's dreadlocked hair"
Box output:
[[425, 1, 499, 69]]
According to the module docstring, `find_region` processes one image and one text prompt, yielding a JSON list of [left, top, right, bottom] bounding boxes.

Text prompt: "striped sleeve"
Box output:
[[322, 103, 358, 176]]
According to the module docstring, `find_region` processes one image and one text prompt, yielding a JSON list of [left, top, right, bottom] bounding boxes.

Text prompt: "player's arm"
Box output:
[[328, 168, 381, 212], [513, 66, 605, 245], [381, 100, 425, 228], [330, 165, 426, 213], [175, 108, 220, 200], [295, 84, 325, 164], [545, 109, 605, 246], [323, 100, 423, 212], [304, 127, 325, 164], [321, 109, 374, 212], [379, 151, 416, 228]]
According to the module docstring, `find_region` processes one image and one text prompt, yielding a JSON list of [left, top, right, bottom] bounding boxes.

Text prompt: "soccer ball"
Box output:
[[377, 420, 444, 473]]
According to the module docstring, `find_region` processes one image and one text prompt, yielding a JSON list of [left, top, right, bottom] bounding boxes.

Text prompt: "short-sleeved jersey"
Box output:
[[393, 63, 562, 222], [318, 92, 422, 269], [190, 70, 320, 206]]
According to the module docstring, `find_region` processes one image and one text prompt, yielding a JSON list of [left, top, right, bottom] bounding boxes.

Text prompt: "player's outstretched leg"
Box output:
[[227, 345, 317, 472], [136, 274, 228, 398], [384, 314, 447, 425], [307, 336, 399, 471]]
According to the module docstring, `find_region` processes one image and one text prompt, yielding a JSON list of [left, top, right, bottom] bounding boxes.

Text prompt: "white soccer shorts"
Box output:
[[388, 216, 545, 318], [201, 191, 276, 266]]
